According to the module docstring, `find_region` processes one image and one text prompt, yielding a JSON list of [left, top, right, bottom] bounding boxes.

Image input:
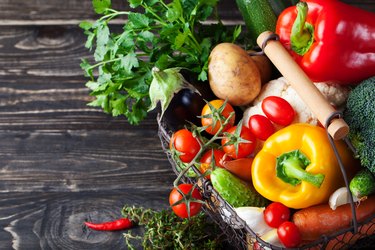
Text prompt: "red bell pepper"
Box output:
[[276, 0, 375, 84]]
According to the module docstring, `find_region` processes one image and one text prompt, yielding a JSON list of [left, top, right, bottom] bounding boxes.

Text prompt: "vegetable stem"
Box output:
[[277, 150, 325, 188], [290, 2, 314, 55], [283, 156, 325, 187]]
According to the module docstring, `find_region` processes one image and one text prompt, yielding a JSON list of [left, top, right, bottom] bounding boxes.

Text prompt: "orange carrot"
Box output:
[[223, 157, 253, 182], [292, 195, 375, 241]]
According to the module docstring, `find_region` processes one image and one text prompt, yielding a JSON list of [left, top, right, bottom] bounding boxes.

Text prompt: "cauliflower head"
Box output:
[[243, 77, 350, 128]]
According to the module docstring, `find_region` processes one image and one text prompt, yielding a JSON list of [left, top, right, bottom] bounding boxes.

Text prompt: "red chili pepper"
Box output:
[[84, 218, 133, 231], [276, 0, 375, 84]]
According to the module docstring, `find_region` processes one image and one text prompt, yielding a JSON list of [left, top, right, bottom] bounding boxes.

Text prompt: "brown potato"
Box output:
[[208, 43, 262, 106], [249, 51, 273, 84]]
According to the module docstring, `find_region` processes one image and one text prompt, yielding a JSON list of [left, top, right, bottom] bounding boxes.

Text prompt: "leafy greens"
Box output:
[[80, 0, 241, 124]]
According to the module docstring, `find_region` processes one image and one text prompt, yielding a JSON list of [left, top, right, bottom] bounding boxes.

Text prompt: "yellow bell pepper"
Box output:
[[251, 123, 358, 209]]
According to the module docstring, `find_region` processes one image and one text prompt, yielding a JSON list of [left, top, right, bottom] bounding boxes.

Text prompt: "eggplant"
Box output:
[[162, 79, 243, 132]]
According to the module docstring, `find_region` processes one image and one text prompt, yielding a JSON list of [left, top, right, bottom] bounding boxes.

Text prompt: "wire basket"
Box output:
[[157, 115, 375, 250]]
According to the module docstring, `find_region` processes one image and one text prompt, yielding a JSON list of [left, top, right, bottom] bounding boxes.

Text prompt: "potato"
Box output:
[[208, 43, 262, 106], [249, 50, 273, 84]]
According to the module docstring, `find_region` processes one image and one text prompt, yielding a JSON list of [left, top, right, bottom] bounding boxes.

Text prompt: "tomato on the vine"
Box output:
[[264, 202, 291, 228], [248, 114, 275, 140], [169, 184, 202, 218], [221, 125, 257, 159], [262, 96, 295, 126], [277, 221, 301, 248], [199, 149, 228, 179], [170, 129, 200, 163], [200, 149, 228, 168], [201, 99, 235, 135]]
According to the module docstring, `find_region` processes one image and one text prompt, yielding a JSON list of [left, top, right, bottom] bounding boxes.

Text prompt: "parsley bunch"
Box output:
[[80, 0, 241, 124]]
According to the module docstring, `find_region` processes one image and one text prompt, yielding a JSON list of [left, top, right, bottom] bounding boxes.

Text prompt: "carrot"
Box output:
[[223, 157, 253, 182], [292, 195, 375, 241]]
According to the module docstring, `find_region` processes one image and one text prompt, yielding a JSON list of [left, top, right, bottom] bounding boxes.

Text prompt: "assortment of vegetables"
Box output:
[[81, 0, 375, 249]]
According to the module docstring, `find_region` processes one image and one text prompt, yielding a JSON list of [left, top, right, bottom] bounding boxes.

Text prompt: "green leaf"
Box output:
[[148, 67, 187, 118], [94, 23, 110, 61], [88, 94, 109, 111], [111, 95, 127, 116], [128, 12, 150, 29], [232, 25, 242, 42], [166, 0, 183, 22], [121, 51, 139, 73], [80, 59, 93, 78], [139, 31, 154, 43], [85, 81, 100, 91], [84, 32, 95, 49], [79, 21, 93, 30], [128, 0, 142, 8], [92, 0, 111, 14]]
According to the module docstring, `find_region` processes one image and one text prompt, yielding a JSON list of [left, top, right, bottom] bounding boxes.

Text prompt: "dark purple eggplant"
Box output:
[[162, 80, 243, 132]]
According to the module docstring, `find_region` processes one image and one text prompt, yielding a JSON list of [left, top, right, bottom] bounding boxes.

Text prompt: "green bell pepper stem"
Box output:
[[283, 156, 325, 187], [276, 150, 325, 188], [290, 1, 315, 55]]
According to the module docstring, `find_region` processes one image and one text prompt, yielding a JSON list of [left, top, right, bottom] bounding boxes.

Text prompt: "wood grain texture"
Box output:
[[0, 191, 170, 250], [0, 7, 176, 249], [0, 0, 241, 25]]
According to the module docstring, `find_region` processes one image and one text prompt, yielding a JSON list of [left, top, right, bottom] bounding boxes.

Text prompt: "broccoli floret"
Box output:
[[344, 76, 375, 174]]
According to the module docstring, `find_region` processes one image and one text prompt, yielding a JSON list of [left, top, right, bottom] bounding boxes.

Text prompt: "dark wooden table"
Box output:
[[0, 1, 373, 249]]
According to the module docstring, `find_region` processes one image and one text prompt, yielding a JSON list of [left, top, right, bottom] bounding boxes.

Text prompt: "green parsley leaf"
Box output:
[[128, 0, 142, 8], [92, 0, 111, 14], [121, 51, 139, 74], [128, 12, 150, 29]]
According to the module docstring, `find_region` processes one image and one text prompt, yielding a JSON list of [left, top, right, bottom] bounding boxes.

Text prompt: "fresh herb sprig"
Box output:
[[122, 206, 225, 249], [80, 0, 241, 124]]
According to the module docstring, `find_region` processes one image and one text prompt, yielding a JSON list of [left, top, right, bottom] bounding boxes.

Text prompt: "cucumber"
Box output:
[[349, 169, 375, 199], [235, 0, 277, 43], [211, 168, 269, 208]]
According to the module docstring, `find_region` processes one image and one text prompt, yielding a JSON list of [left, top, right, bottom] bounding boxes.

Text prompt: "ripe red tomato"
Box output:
[[221, 125, 257, 159], [248, 114, 275, 140], [261, 96, 295, 126], [169, 184, 202, 218], [201, 99, 235, 135], [264, 202, 291, 228], [277, 221, 302, 248], [200, 149, 227, 168], [170, 129, 200, 163], [199, 149, 231, 179]]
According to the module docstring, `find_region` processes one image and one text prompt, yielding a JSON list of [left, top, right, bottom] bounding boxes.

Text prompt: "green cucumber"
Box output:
[[235, 0, 277, 44], [211, 168, 269, 208], [349, 169, 375, 199]]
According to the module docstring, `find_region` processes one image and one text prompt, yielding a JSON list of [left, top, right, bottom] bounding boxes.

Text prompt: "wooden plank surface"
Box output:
[[0, 0, 241, 25], [0, 4, 176, 249]]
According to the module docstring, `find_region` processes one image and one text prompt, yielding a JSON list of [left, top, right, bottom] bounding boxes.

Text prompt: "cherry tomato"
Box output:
[[201, 99, 235, 135], [200, 149, 227, 168], [221, 125, 257, 159], [277, 221, 302, 248], [248, 114, 275, 140], [261, 96, 295, 126], [199, 163, 212, 179], [169, 184, 202, 218], [264, 202, 291, 228], [199, 149, 229, 179], [170, 129, 200, 163]]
